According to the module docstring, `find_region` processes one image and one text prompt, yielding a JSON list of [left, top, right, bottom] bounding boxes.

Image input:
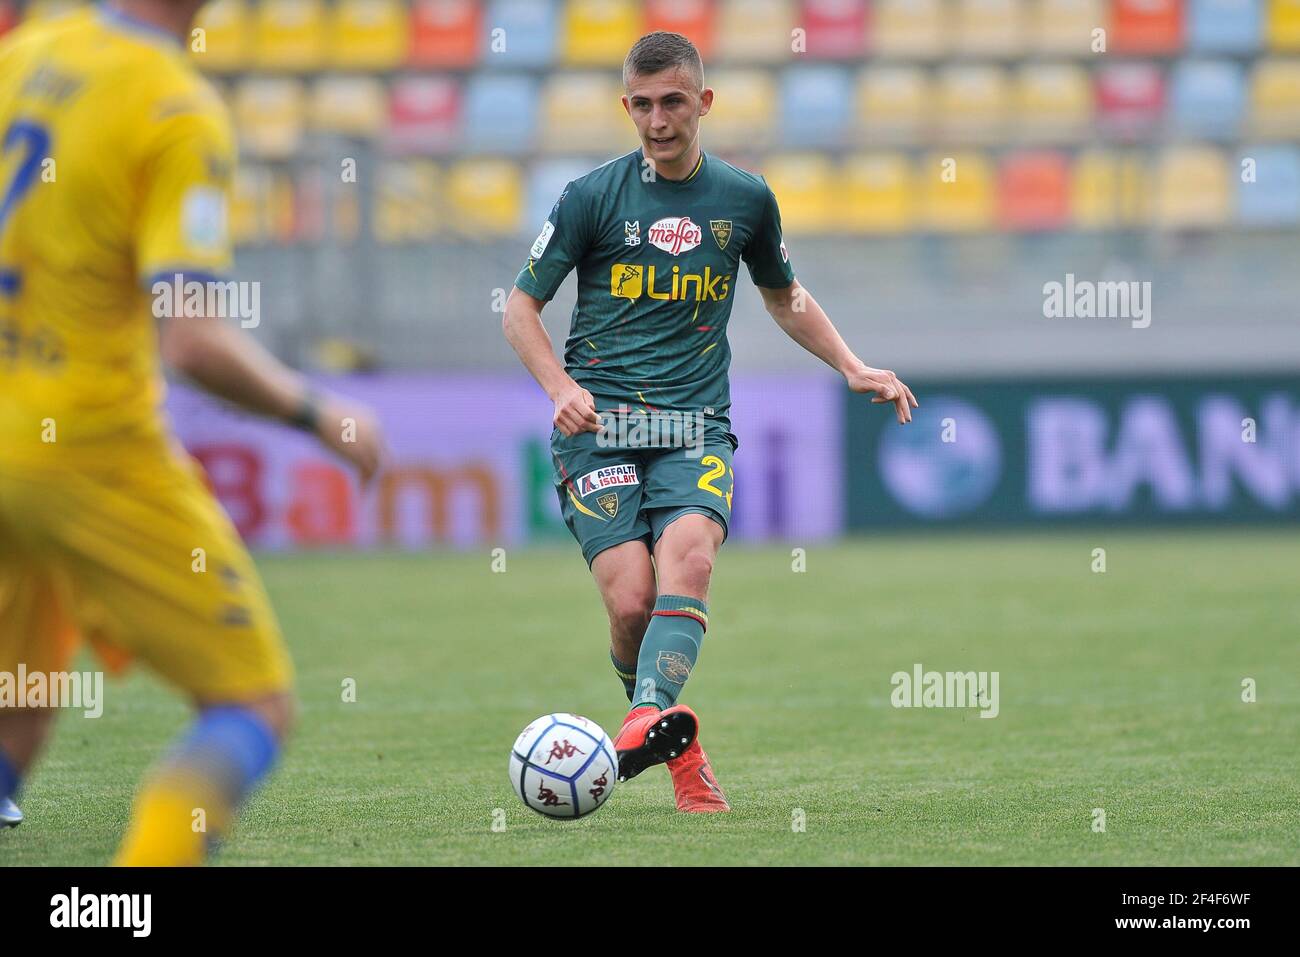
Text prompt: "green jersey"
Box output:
[[514, 149, 795, 432]]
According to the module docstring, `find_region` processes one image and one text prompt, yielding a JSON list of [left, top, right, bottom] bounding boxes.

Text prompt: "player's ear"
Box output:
[[698, 87, 713, 117], [620, 94, 633, 118]]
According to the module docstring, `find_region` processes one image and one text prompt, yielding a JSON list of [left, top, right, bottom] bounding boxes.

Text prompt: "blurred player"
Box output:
[[0, 0, 383, 862], [503, 32, 917, 811]]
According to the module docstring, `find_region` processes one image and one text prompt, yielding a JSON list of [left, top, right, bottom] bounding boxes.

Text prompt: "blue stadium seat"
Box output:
[[1236, 145, 1300, 224], [1170, 60, 1247, 137], [1188, 0, 1263, 53], [779, 66, 853, 148], [484, 0, 558, 66], [463, 74, 539, 153], [526, 160, 595, 235]]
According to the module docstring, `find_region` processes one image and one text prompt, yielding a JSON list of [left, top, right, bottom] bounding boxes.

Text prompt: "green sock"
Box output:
[[610, 649, 636, 703], [632, 595, 707, 712]]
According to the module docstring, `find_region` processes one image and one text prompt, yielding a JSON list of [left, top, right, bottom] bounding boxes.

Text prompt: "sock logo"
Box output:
[[656, 651, 692, 683]]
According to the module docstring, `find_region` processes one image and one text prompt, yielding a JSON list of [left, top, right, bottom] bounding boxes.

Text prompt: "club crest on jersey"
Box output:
[[597, 492, 619, 518], [577, 463, 639, 497], [624, 220, 640, 247], [710, 219, 732, 251], [648, 216, 702, 255]]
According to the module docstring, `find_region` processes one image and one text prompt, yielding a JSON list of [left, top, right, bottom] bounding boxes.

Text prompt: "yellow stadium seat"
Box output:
[[540, 74, 627, 152], [716, 0, 795, 63], [873, 0, 947, 60], [1154, 147, 1231, 228], [1014, 63, 1093, 142], [308, 76, 388, 138], [954, 0, 1026, 57], [706, 69, 778, 149], [374, 161, 441, 243], [561, 0, 641, 66], [1265, 0, 1300, 50], [1250, 59, 1300, 136], [231, 164, 273, 245], [919, 151, 995, 232], [254, 0, 326, 72], [935, 65, 1009, 143], [1028, 0, 1105, 55], [233, 78, 306, 159], [328, 0, 408, 70], [191, 0, 249, 73], [855, 66, 931, 144], [761, 155, 835, 234], [841, 153, 915, 233], [445, 160, 524, 237], [1071, 149, 1149, 228]]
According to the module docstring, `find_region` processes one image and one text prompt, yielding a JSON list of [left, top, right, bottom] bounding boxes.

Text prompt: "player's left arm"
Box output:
[[758, 280, 917, 425]]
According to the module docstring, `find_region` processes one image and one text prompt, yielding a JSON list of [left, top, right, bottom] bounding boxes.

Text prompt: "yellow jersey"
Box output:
[[0, 6, 236, 464]]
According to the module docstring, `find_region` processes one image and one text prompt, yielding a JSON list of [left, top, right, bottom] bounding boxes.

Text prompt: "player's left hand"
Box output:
[[844, 363, 918, 424], [314, 397, 387, 485]]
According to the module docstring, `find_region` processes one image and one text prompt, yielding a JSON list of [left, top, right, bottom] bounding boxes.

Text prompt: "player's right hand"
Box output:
[[314, 397, 386, 485], [553, 384, 602, 437]]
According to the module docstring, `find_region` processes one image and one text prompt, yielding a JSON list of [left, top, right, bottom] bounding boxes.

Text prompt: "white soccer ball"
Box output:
[[508, 713, 617, 819]]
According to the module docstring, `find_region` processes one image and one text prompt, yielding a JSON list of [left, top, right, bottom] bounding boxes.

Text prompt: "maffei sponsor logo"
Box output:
[[647, 216, 702, 255], [577, 464, 640, 496]]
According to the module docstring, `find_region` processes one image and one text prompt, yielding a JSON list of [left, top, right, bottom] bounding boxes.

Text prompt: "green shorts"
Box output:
[[552, 427, 736, 566]]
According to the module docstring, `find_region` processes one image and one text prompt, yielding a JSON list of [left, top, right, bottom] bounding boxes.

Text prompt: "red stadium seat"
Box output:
[[1111, 0, 1185, 54], [998, 151, 1072, 230], [800, 0, 870, 59], [644, 0, 717, 58], [1096, 62, 1166, 137], [409, 0, 482, 68], [388, 76, 462, 154]]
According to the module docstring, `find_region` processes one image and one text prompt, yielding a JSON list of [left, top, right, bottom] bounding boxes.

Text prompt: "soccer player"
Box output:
[[504, 32, 917, 812], [0, 0, 383, 862]]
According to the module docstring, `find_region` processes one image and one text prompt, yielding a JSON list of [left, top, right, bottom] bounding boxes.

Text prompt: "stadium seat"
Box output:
[[1111, 0, 1185, 55], [387, 76, 461, 154], [328, 0, 408, 71], [233, 78, 306, 159], [190, 0, 248, 72], [644, 0, 717, 58], [539, 74, 627, 152], [1028, 0, 1107, 54], [919, 151, 996, 232], [1014, 63, 1093, 142], [526, 159, 596, 231], [760, 154, 835, 233], [716, 0, 795, 63], [1249, 58, 1300, 135], [1169, 60, 1246, 137], [1071, 149, 1150, 228], [705, 69, 778, 149], [560, 0, 642, 66], [1095, 62, 1166, 138], [936, 65, 1010, 143], [855, 65, 931, 144], [1265, 0, 1300, 48], [800, 0, 870, 59], [445, 159, 524, 237], [1153, 145, 1231, 228], [841, 153, 915, 233], [482, 0, 558, 66], [409, 0, 481, 68], [998, 151, 1071, 230], [463, 74, 540, 153], [1187, 0, 1262, 53], [231, 164, 274, 246], [373, 160, 441, 243], [779, 67, 853, 147], [1235, 144, 1300, 224], [308, 76, 389, 139], [253, 0, 326, 72], [954, 0, 1027, 57], [872, 0, 947, 59]]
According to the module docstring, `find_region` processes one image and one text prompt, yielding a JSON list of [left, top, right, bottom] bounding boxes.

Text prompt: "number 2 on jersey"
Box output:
[[0, 120, 52, 294]]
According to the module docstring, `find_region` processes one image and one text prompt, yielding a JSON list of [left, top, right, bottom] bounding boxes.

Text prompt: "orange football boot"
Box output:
[[614, 704, 698, 782], [667, 739, 730, 812]]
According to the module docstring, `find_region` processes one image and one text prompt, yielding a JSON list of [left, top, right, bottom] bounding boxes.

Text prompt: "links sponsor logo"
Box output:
[[609, 264, 731, 303]]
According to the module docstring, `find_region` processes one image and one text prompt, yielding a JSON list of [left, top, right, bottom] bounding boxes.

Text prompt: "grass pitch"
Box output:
[[4, 531, 1298, 866]]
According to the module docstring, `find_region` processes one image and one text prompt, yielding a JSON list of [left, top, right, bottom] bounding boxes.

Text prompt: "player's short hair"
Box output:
[[623, 32, 704, 92]]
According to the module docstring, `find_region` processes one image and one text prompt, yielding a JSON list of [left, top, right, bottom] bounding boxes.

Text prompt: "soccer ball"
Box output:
[[509, 713, 617, 819]]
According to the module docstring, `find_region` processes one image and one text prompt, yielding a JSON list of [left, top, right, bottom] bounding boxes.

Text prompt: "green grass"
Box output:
[[4, 531, 1298, 866]]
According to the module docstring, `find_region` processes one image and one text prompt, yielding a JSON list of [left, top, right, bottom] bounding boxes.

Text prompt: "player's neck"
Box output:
[[647, 142, 703, 184], [104, 0, 196, 44]]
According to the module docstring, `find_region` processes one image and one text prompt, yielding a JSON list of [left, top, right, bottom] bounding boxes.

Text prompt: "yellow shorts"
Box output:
[[0, 444, 293, 702]]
